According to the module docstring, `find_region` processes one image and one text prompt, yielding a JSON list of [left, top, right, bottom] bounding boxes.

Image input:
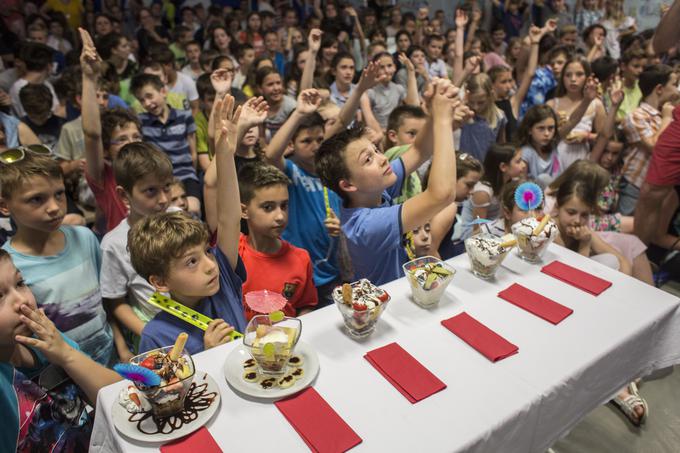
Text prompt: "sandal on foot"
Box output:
[[627, 381, 649, 424], [612, 389, 648, 427]]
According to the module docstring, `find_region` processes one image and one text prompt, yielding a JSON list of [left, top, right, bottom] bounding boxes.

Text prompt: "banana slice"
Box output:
[[243, 358, 257, 369], [243, 370, 259, 383], [288, 355, 304, 367], [291, 367, 304, 380], [278, 374, 296, 389], [260, 377, 277, 389]]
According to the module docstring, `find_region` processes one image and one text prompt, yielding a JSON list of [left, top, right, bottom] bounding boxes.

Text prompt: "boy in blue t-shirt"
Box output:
[[129, 95, 247, 354], [0, 248, 120, 452], [315, 79, 462, 285], [0, 152, 114, 365]]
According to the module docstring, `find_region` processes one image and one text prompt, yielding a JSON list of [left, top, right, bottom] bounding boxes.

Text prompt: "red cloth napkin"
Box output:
[[160, 427, 222, 453], [275, 387, 362, 453], [364, 342, 446, 403], [498, 283, 573, 325], [541, 260, 612, 295], [441, 312, 518, 362]]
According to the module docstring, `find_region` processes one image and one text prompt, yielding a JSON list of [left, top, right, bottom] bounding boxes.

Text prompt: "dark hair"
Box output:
[[639, 64, 673, 98], [371, 51, 393, 63], [236, 43, 254, 61], [255, 66, 280, 88], [387, 105, 426, 133], [101, 107, 141, 150], [556, 56, 591, 97], [19, 42, 54, 72], [456, 152, 483, 180], [149, 44, 175, 66], [113, 142, 174, 193], [406, 45, 426, 59], [316, 125, 366, 202], [368, 28, 387, 43], [516, 105, 559, 150], [591, 56, 618, 83], [238, 163, 291, 204], [582, 24, 607, 43], [395, 30, 412, 46], [481, 144, 519, 195], [293, 112, 325, 140], [425, 33, 445, 46], [499, 178, 522, 215], [130, 73, 164, 96], [211, 55, 234, 71], [199, 48, 219, 70], [331, 51, 355, 70], [20, 83, 52, 116], [621, 47, 646, 65], [96, 32, 125, 60], [549, 160, 609, 212], [0, 152, 63, 199], [546, 45, 571, 64], [401, 12, 416, 26], [196, 73, 215, 100]]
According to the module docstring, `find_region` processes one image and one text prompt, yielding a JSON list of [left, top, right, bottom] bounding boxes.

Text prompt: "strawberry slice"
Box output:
[[352, 302, 367, 311], [377, 290, 390, 302], [140, 357, 156, 369]]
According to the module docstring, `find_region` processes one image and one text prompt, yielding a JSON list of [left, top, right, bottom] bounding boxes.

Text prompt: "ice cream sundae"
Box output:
[[511, 215, 557, 262], [403, 256, 456, 307], [333, 279, 390, 338], [243, 313, 301, 375], [464, 233, 513, 279]]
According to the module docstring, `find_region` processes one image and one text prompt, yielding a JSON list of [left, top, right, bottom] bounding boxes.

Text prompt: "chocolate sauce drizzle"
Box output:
[[128, 382, 217, 435]]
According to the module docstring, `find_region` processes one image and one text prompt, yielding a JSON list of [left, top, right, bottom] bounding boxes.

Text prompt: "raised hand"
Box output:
[[211, 68, 233, 96], [214, 94, 240, 154], [584, 75, 600, 101], [238, 96, 269, 130], [398, 52, 415, 72], [529, 25, 543, 44], [452, 102, 474, 131], [542, 18, 558, 35], [464, 55, 482, 73], [357, 61, 381, 92], [296, 88, 322, 114], [79, 27, 104, 79], [593, 33, 605, 48], [455, 9, 468, 28], [431, 79, 460, 120], [608, 77, 625, 106], [308, 28, 322, 53]]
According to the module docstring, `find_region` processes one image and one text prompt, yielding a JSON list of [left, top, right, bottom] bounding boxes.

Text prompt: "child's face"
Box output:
[[550, 53, 568, 80], [560, 32, 577, 47], [265, 33, 280, 52], [290, 29, 303, 45], [377, 55, 396, 83], [342, 137, 397, 196], [530, 117, 556, 148], [392, 117, 426, 146], [410, 50, 426, 67], [242, 184, 289, 239], [509, 42, 521, 59], [213, 28, 231, 51], [260, 73, 283, 102], [108, 122, 142, 159], [240, 49, 255, 67], [397, 34, 411, 52], [248, 14, 261, 31], [334, 57, 355, 85], [502, 150, 527, 180], [622, 58, 644, 83], [186, 44, 201, 63], [563, 61, 587, 95], [135, 84, 168, 117], [158, 243, 220, 301], [169, 183, 188, 211], [659, 73, 680, 104], [588, 27, 605, 46], [0, 176, 66, 233], [95, 16, 113, 35], [293, 126, 324, 164], [412, 223, 432, 257], [296, 50, 310, 72], [492, 29, 506, 46], [322, 41, 339, 63], [113, 37, 131, 60], [557, 196, 591, 235], [0, 258, 37, 347], [120, 174, 172, 218], [493, 70, 514, 100], [427, 39, 444, 60], [242, 125, 259, 147], [284, 10, 297, 28], [178, 30, 192, 46], [599, 141, 623, 170], [507, 1, 519, 13], [466, 90, 491, 116], [456, 170, 482, 201], [27, 110, 51, 126]]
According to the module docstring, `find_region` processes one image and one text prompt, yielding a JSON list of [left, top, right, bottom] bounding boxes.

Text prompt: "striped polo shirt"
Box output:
[[139, 108, 198, 182]]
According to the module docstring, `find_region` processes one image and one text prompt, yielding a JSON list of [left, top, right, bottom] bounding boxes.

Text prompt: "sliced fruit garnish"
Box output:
[[268, 310, 285, 322], [263, 342, 275, 358]]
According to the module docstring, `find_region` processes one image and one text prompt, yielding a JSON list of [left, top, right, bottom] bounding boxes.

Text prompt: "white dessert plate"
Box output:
[[224, 340, 319, 400], [112, 371, 220, 444]]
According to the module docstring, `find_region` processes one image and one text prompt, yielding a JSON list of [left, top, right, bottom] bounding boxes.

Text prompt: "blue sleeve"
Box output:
[[211, 245, 247, 333], [139, 324, 163, 354], [386, 158, 406, 201], [185, 111, 197, 134], [344, 204, 403, 252]]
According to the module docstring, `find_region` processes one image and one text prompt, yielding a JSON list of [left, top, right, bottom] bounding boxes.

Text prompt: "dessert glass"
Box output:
[[403, 256, 456, 308], [334, 280, 390, 339], [464, 233, 510, 279], [243, 315, 302, 376], [511, 217, 557, 262]]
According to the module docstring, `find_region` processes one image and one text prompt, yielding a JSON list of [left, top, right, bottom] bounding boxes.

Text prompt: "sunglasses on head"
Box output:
[[0, 144, 52, 164]]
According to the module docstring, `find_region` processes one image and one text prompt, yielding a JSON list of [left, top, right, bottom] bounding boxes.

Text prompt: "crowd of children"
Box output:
[[1, 0, 680, 448]]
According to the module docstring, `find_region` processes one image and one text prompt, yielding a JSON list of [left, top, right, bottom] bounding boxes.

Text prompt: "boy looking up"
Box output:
[[316, 79, 461, 284], [131, 73, 201, 216], [237, 163, 318, 319], [129, 95, 247, 354], [0, 152, 114, 365]]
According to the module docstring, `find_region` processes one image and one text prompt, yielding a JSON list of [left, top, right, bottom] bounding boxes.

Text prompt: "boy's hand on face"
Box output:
[[608, 78, 625, 107], [15, 304, 74, 368], [296, 88, 322, 115], [324, 209, 341, 237], [308, 28, 322, 53], [204, 319, 234, 349], [211, 68, 233, 96], [464, 55, 481, 72], [78, 27, 104, 80], [238, 96, 269, 130], [357, 61, 381, 92]]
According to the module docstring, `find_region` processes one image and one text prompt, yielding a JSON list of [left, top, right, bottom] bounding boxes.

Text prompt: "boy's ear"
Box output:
[[386, 129, 398, 145], [0, 197, 10, 217], [115, 186, 131, 209], [148, 274, 170, 293], [240, 203, 249, 220], [338, 178, 356, 194]]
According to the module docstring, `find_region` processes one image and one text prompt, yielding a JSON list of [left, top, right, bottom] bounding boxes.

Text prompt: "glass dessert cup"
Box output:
[[511, 218, 557, 263], [403, 256, 456, 308], [129, 346, 195, 417], [333, 280, 390, 339], [243, 315, 302, 376], [464, 233, 510, 280]]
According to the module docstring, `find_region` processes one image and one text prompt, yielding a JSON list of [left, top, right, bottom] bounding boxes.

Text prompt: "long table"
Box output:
[[90, 244, 680, 452]]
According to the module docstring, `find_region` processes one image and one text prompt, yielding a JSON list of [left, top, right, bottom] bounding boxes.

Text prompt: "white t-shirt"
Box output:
[[9, 78, 59, 118], [169, 71, 199, 102], [100, 218, 161, 322]]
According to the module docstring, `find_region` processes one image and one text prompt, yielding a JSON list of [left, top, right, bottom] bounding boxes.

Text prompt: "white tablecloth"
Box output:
[[90, 244, 680, 453]]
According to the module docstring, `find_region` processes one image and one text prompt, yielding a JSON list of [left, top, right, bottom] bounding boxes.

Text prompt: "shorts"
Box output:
[[646, 106, 680, 186], [617, 178, 640, 216], [182, 178, 202, 200]]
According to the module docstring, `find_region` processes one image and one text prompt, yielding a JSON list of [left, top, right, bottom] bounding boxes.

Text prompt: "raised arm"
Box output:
[[453, 10, 467, 84], [300, 29, 321, 92], [513, 22, 556, 117], [264, 89, 322, 170], [654, 1, 680, 53], [465, 8, 482, 52], [78, 28, 106, 184], [398, 53, 420, 106], [553, 75, 599, 139], [346, 7, 366, 63]]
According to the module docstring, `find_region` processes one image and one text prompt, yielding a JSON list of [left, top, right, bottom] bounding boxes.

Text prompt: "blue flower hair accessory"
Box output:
[[113, 363, 161, 387], [514, 182, 543, 211]]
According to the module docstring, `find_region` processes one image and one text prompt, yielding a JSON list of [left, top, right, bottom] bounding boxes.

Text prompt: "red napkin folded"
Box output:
[[160, 427, 222, 453], [275, 387, 362, 453], [441, 312, 518, 362], [541, 260, 612, 296], [364, 342, 446, 403], [498, 283, 573, 325]]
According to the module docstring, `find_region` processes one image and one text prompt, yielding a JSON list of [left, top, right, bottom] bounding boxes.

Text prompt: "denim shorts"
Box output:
[[617, 178, 640, 216]]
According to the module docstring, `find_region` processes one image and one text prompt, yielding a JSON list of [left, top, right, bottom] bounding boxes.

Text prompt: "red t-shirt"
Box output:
[[646, 104, 680, 186], [85, 162, 128, 233], [238, 234, 318, 320]]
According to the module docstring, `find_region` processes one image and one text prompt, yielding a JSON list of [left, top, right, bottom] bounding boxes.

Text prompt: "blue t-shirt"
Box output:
[[282, 159, 342, 287], [0, 335, 91, 452], [520, 66, 557, 120], [340, 159, 407, 285], [2, 226, 114, 366], [139, 246, 247, 354]]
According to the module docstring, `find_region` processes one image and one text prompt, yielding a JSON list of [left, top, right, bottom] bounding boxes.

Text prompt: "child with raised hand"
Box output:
[[459, 73, 507, 161], [129, 95, 247, 354], [366, 51, 420, 129], [255, 66, 297, 141], [0, 250, 120, 451], [460, 144, 526, 240], [517, 104, 561, 187], [315, 78, 461, 284]]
